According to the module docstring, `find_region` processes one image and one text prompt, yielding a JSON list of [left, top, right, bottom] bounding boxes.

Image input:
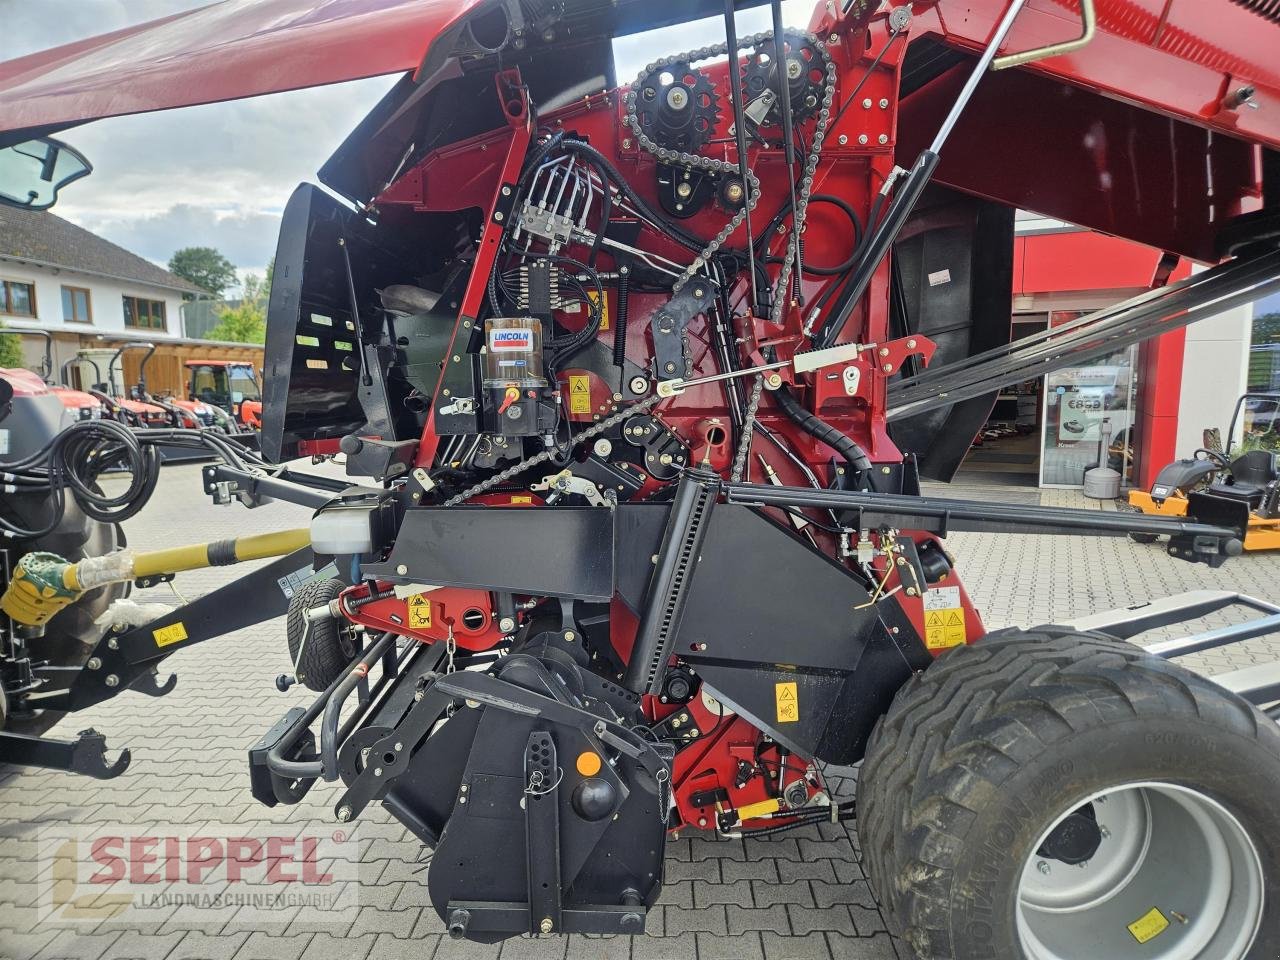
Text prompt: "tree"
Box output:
[[0, 320, 24, 368], [1254, 312, 1280, 346], [207, 272, 267, 343], [168, 246, 238, 299]]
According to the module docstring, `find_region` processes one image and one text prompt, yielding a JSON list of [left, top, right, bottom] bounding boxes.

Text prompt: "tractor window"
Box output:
[[189, 365, 225, 405], [228, 365, 260, 402]]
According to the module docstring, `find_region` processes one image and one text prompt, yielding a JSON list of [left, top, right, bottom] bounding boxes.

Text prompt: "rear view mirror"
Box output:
[[0, 136, 92, 210]]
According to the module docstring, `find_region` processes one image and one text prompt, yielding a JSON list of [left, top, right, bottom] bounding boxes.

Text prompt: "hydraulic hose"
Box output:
[[773, 385, 873, 477]]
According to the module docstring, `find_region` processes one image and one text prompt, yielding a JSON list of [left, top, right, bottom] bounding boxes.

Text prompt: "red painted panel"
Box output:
[[1021, 232, 1167, 293], [0, 0, 481, 134]]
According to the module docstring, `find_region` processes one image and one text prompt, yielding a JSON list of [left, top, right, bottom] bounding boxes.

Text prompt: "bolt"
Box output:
[[883, 363, 894, 373], [858, 134, 869, 145], [693, 287, 705, 298], [374, 767, 383, 777], [87, 657, 101, 671], [880, 347, 890, 356], [786, 59, 803, 80], [862, 98, 873, 109], [659, 453, 673, 466], [699, 817, 707, 827], [1099, 825, 1111, 839], [499, 616, 516, 633], [629, 376, 649, 395], [675, 181, 693, 199], [838, 134, 848, 146], [879, 98, 890, 109], [494, 211, 504, 222], [107, 638, 119, 651], [540, 918, 554, 935], [828, 32, 839, 43], [501, 185, 512, 196], [725, 181, 745, 203], [414, 690, 425, 701], [396, 564, 408, 575], [337, 805, 352, 822], [564, 630, 577, 641], [1037, 861, 1051, 875], [105, 675, 119, 687], [879, 134, 889, 145], [765, 372, 783, 388]]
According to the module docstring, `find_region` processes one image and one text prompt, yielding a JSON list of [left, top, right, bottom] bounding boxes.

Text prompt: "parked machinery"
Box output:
[[3, 0, 1280, 956]]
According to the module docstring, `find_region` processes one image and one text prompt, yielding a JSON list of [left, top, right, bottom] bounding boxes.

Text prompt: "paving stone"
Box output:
[[824, 932, 902, 960], [761, 932, 831, 960], [366, 932, 439, 960], [497, 935, 567, 960], [726, 904, 788, 936], [664, 859, 719, 884], [96, 930, 186, 960], [30, 930, 122, 960], [234, 932, 314, 960], [776, 861, 837, 885], [0, 928, 58, 960], [786, 906, 855, 937], [299, 933, 376, 960], [719, 860, 778, 884], [166, 931, 251, 960], [663, 905, 726, 937], [750, 882, 814, 909], [631, 933, 697, 960], [347, 907, 419, 941], [695, 933, 763, 960], [565, 935, 630, 960], [691, 879, 752, 909]]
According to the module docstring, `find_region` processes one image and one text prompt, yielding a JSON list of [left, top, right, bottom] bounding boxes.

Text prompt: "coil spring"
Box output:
[[612, 265, 631, 368]]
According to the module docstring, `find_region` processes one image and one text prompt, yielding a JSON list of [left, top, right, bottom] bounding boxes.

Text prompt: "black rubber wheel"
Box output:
[[285, 578, 358, 692], [1128, 531, 1159, 544], [858, 627, 1280, 960]]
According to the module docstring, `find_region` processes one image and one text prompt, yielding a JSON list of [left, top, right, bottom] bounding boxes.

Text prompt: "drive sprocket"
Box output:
[[632, 61, 720, 154], [741, 30, 826, 126]]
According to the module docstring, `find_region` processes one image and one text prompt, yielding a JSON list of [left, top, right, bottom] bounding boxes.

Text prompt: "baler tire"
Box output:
[[286, 577, 357, 692], [857, 626, 1280, 960]]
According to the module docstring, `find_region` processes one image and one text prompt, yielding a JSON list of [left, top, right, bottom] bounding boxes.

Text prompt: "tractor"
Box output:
[[3, 1, 1280, 957], [1129, 391, 1280, 550]]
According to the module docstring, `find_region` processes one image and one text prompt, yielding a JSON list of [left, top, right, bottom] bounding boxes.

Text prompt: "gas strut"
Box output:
[[814, 0, 1039, 348]]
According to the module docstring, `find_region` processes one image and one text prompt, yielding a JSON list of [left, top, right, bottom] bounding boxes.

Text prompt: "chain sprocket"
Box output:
[[632, 62, 721, 154], [742, 31, 828, 126]]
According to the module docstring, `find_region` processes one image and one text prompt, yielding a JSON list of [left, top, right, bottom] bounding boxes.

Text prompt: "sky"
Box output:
[[2, 0, 810, 289]]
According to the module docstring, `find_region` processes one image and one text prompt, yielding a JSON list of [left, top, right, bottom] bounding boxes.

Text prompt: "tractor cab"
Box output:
[[186, 360, 262, 429]]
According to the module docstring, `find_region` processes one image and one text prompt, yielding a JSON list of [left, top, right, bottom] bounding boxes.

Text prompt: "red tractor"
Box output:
[[2, 1, 1280, 956], [185, 359, 263, 431]]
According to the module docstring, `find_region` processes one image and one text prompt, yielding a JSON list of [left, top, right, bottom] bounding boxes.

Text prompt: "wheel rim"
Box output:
[[1016, 782, 1264, 960]]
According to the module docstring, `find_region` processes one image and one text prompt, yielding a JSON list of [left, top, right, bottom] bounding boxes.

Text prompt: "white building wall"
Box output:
[[0, 257, 188, 339], [1175, 297, 1253, 456]]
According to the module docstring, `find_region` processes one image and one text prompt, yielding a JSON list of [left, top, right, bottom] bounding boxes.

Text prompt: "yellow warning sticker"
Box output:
[[1127, 907, 1169, 944], [568, 374, 592, 414], [924, 608, 967, 651], [510, 495, 533, 504], [775, 681, 799, 723], [153, 622, 188, 648], [406, 594, 433, 630], [587, 290, 609, 330]]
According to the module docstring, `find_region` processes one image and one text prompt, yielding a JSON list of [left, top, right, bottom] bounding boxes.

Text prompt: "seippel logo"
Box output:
[[38, 824, 360, 924]]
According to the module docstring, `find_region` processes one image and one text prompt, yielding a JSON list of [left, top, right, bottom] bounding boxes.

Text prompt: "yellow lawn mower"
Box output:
[[1129, 392, 1280, 551]]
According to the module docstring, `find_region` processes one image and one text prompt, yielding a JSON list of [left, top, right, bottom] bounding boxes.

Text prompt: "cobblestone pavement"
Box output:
[[3, 465, 1280, 960]]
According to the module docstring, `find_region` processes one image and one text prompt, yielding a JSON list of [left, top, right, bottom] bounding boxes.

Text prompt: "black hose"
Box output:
[[773, 385, 873, 477]]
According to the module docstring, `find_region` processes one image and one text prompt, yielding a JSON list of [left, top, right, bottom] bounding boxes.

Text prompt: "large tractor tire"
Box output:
[[858, 627, 1280, 960]]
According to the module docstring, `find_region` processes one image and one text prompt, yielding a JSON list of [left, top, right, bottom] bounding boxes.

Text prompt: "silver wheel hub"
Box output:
[[1016, 782, 1264, 959]]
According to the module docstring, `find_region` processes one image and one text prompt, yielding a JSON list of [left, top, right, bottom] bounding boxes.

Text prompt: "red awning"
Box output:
[[0, 0, 482, 136]]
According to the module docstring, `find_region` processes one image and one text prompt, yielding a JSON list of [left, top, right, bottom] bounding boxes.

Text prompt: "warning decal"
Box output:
[[406, 594, 433, 630], [153, 622, 188, 648], [775, 681, 799, 723], [921, 585, 966, 651], [1127, 907, 1169, 944], [568, 374, 592, 414], [587, 290, 610, 330]]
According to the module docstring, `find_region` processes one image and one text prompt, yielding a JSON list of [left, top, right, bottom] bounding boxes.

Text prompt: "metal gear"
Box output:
[[632, 62, 721, 153], [741, 31, 827, 126]]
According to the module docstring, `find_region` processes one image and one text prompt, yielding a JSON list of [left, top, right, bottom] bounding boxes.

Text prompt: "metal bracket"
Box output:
[[0, 727, 130, 780], [993, 0, 1096, 71]]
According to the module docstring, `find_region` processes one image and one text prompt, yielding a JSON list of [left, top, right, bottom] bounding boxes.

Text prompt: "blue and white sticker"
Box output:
[[490, 328, 534, 352]]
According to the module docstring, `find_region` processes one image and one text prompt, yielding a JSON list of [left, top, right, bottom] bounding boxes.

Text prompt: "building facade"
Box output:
[[0, 206, 263, 397]]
